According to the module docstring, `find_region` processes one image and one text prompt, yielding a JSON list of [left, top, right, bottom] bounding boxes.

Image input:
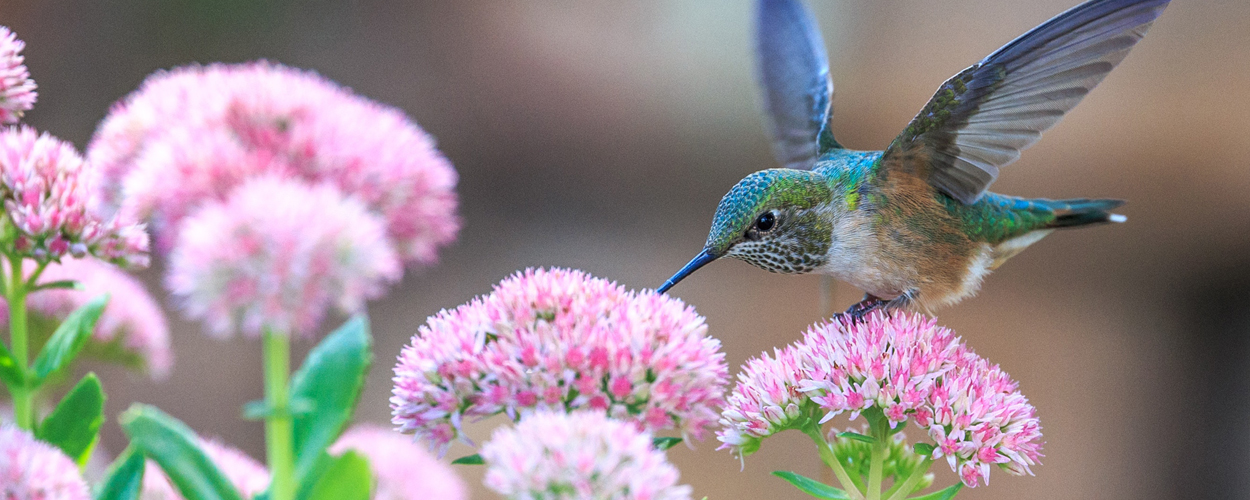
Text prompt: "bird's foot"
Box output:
[[833, 295, 886, 325]]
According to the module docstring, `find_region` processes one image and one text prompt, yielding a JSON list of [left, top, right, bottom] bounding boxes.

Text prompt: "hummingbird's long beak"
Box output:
[[657, 248, 719, 293]]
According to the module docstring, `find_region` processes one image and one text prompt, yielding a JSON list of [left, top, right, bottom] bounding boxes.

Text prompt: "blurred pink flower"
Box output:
[[166, 176, 401, 339], [391, 268, 728, 455], [0, 258, 172, 378], [88, 61, 459, 263], [481, 411, 692, 500], [141, 438, 269, 500], [717, 312, 1043, 488], [0, 425, 90, 500], [329, 425, 468, 500], [0, 126, 150, 267], [0, 26, 36, 124]]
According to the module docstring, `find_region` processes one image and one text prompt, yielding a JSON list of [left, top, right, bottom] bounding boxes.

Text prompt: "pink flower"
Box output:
[[0, 126, 150, 267], [87, 61, 459, 263], [481, 411, 692, 500], [166, 176, 401, 339], [0, 258, 172, 378], [329, 425, 468, 500], [141, 438, 269, 500], [717, 312, 1043, 488], [715, 346, 807, 455], [0, 425, 90, 500], [0, 27, 36, 124], [390, 268, 727, 455]]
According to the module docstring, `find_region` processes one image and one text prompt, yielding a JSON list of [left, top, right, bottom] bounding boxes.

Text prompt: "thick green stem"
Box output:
[[7, 254, 33, 429], [263, 329, 295, 500], [804, 426, 864, 500], [883, 459, 932, 500]]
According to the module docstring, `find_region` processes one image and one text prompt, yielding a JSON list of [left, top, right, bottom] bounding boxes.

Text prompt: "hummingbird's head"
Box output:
[[658, 169, 833, 293]]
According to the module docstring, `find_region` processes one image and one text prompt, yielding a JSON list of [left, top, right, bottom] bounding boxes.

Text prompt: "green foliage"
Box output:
[[303, 451, 373, 500], [0, 339, 23, 387], [836, 431, 875, 444], [120, 404, 244, 500], [772, 471, 850, 499], [288, 315, 372, 487], [30, 294, 108, 383], [908, 483, 962, 500], [451, 454, 484, 465], [95, 447, 146, 500], [37, 373, 105, 466], [653, 437, 683, 451], [831, 428, 930, 490], [32, 279, 83, 292]]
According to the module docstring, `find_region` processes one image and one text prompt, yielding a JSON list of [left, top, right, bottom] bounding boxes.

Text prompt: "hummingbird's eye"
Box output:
[[754, 212, 776, 232]]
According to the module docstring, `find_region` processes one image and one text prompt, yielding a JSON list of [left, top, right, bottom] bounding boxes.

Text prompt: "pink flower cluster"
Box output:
[[718, 312, 1043, 488], [0, 26, 36, 124], [166, 177, 401, 339], [481, 411, 692, 500], [391, 268, 728, 454], [0, 425, 90, 500], [329, 425, 468, 500], [142, 438, 269, 500], [0, 127, 149, 267], [87, 61, 459, 264], [0, 258, 172, 378]]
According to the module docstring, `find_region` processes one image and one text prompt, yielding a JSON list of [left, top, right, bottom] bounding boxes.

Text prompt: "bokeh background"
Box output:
[[5, 0, 1250, 498]]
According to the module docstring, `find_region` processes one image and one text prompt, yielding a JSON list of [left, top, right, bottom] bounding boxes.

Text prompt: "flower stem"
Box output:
[[7, 254, 33, 430], [804, 426, 864, 500], [883, 459, 932, 500], [866, 415, 888, 500], [263, 328, 295, 500]]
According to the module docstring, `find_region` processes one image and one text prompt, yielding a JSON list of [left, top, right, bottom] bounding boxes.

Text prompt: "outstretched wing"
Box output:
[[880, 0, 1170, 204], [756, 0, 839, 171]]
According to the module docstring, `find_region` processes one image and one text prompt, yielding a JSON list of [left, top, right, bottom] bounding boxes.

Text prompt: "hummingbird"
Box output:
[[657, 0, 1170, 317]]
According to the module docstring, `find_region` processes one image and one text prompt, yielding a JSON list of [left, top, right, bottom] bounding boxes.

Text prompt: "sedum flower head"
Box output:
[[0, 27, 36, 124], [329, 425, 468, 500], [718, 312, 1043, 487], [0, 126, 150, 267], [391, 268, 728, 455], [0, 258, 172, 378], [166, 176, 400, 339], [88, 61, 459, 263], [0, 425, 90, 500], [481, 411, 692, 500], [141, 438, 269, 500]]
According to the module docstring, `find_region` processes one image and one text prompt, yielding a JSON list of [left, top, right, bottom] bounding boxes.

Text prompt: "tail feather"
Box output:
[[1044, 198, 1126, 228]]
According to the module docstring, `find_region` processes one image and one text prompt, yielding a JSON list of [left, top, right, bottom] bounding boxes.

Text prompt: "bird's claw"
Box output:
[[833, 295, 885, 325]]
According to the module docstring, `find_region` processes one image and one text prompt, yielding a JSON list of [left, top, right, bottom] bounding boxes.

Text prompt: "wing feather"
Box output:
[[880, 0, 1170, 204], [756, 0, 838, 170]]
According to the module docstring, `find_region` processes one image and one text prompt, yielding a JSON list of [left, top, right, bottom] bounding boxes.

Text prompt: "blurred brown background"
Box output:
[[5, 0, 1250, 498]]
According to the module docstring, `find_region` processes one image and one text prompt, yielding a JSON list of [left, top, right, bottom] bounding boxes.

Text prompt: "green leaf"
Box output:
[[0, 339, 24, 387], [772, 471, 850, 499], [37, 373, 105, 466], [241, 397, 313, 420], [837, 431, 876, 444], [31, 294, 108, 383], [120, 404, 243, 500], [290, 315, 372, 485], [94, 447, 145, 500], [653, 437, 683, 451], [451, 454, 484, 465], [304, 451, 373, 500], [33, 279, 83, 292], [908, 483, 962, 500], [913, 443, 935, 456]]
